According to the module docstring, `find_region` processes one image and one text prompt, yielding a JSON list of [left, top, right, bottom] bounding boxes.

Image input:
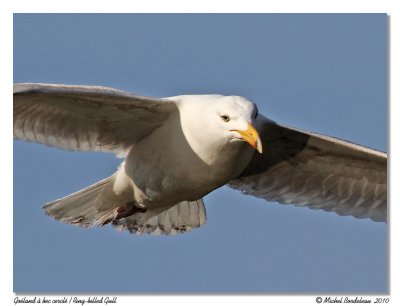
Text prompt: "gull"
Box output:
[[13, 83, 387, 235]]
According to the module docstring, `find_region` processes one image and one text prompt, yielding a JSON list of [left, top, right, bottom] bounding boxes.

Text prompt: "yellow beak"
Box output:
[[232, 123, 263, 153]]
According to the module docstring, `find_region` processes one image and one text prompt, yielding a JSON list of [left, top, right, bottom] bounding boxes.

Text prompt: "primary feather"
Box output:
[[13, 83, 176, 154], [229, 116, 387, 222]]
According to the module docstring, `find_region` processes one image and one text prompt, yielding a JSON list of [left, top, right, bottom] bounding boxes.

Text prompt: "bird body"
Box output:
[[126, 100, 251, 203], [13, 83, 387, 235], [119, 100, 254, 209]]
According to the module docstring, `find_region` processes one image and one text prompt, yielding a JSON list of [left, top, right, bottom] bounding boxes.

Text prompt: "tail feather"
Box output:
[[43, 176, 115, 227], [112, 199, 207, 235], [43, 176, 207, 235]]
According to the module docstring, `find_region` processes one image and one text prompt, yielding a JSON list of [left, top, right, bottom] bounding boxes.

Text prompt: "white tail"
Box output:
[[43, 176, 118, 227], [43, 177, 207, 235], [113, 199, 207, 235]]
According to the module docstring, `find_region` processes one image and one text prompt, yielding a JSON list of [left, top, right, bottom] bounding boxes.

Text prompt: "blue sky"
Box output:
[[13, 14, 387, 292]]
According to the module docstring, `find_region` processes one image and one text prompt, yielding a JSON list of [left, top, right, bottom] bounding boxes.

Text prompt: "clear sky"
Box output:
[[13, 14, 387, 293]]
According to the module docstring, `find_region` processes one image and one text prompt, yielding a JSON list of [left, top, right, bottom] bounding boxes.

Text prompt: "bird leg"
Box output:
[[115, 202, 147, 220]]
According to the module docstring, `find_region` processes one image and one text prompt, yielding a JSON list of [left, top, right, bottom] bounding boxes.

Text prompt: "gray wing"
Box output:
[[13, 83, 177, 154], [229, 115, 387, 222]]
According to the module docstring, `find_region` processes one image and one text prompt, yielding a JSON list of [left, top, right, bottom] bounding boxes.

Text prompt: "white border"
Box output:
[[7, 0, 394, 13], [2, 1, 398, 305]]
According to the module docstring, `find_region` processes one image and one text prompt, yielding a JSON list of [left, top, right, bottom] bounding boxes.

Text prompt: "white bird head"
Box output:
[[175, 95, 263, 157]]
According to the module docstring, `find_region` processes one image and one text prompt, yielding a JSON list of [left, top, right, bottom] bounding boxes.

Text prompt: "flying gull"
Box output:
[[13, 83, 387, 235]]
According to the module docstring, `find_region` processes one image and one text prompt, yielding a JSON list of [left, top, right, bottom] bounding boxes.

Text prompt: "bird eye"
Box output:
[[220, 115, 230, 122]]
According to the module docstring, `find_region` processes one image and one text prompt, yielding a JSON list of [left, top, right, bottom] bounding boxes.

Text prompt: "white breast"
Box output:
[[123, 112, 253, 209]]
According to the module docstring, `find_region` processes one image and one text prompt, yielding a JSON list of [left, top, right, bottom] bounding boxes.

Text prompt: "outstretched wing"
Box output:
[[229, 115, 387, 222], [13, 83, 177, 154]]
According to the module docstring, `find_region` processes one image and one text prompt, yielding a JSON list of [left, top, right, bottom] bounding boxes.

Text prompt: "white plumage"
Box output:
[[13, 83, 387, 235]]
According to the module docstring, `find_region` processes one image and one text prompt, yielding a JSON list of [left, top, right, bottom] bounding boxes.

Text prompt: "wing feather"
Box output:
[[13, 83, 177, 154], [229, 115, 387, 222]]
